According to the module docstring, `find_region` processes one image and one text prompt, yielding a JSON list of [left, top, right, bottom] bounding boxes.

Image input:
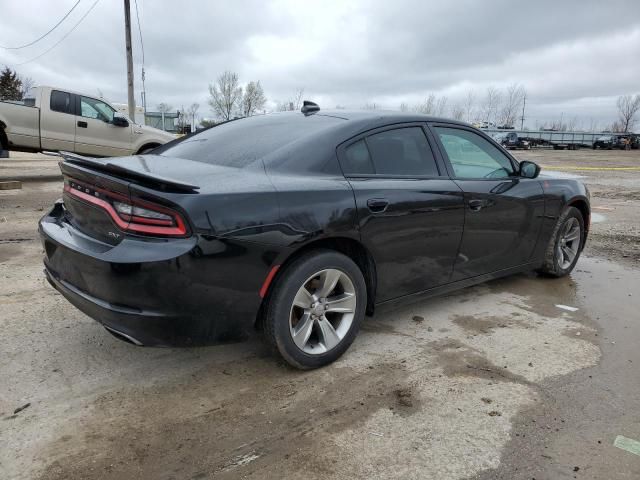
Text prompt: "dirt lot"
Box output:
[[1, 149, 639, 479]]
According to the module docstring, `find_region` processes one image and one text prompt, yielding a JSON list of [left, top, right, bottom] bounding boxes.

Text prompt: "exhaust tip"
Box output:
[[104, 326, 143, 346]]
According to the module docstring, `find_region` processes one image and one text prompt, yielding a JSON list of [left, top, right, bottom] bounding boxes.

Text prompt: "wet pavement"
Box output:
[[1, 151, 639, 479]]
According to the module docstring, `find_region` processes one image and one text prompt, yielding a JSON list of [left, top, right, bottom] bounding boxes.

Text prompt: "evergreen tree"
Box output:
[[0, 67, 23, 101]]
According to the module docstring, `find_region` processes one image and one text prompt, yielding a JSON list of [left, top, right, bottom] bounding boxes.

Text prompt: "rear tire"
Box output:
[[538, 206, 584, 277], [263, 250, 366, 369]]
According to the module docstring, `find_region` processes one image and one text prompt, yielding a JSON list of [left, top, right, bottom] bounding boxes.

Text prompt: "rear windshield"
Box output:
[[160, 113, 343, 167]]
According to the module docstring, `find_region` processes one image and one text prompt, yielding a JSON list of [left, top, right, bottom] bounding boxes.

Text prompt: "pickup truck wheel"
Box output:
[[137, 144, 160, 155]]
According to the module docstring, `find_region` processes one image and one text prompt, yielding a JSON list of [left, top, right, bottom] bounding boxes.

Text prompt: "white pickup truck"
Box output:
[[0, 86, 175, 157]]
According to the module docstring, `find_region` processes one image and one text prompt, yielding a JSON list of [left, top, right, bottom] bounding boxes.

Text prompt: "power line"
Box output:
[[11, 0, 100, 66], [0, 0, 82, 50]]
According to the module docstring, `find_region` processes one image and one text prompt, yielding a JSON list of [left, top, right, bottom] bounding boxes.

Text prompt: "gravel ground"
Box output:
[[0, 149, 639, 480]]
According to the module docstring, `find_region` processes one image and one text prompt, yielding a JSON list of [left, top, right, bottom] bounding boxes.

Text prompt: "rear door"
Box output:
[[430, 124, 544, 280], [40, 89, 76, 151], [338, 124, 464, 302], [74, 95, 133, 156]]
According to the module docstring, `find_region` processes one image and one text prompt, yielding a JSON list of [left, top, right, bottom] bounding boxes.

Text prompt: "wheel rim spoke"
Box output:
[[316, 269, 341, 299], [325, 292, 356, 313], [561, 245, 575, 263], [556, 242, 564, 265], [293, 286, 313, 308], [317, 316, 341, 350], [565, 226, 580, 242], [291, 312, 314, 349]]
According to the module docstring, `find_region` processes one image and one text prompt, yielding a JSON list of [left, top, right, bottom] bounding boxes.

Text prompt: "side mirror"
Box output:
[[112, 114, 129, 127], [519, 160, 540, 179]]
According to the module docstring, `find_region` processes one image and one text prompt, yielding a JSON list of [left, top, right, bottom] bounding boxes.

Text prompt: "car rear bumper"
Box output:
[[39, 204, 276, 347]]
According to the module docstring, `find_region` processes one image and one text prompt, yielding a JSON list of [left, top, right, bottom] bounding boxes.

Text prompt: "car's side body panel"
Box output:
[[38, 110, 590, 348]]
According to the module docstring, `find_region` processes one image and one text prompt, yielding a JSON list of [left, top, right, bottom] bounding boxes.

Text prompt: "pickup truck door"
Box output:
[[40, 89, 76, 151], [74, 95, 133, 157]]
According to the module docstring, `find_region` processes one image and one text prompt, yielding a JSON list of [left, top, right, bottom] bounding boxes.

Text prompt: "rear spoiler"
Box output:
[[43, 151, 200, 192]]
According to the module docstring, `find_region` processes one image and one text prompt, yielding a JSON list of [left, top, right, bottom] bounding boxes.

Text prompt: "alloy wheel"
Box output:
[[289, 268, 357, 355], [556, 217, 581, 269]]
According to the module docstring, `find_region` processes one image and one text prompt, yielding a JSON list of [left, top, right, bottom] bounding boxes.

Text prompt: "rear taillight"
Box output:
[[63, 180, 188, 237]]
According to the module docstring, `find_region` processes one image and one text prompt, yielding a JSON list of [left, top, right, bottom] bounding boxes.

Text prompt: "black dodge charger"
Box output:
[[39, 103, 589, 369]]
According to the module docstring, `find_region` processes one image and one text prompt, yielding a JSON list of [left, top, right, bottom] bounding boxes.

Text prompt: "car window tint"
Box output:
[[160, 113, 344, 168], [80, 96, 115, 122], [50, 90, 72, 114], [435, 127, 514, 179], [342, 139, 374, 175], [365, 127, 438, 176]]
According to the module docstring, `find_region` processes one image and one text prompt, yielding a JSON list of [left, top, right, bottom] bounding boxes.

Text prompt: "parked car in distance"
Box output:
[[0, 86, 175, 157], [39, 104, 590, 369], [492, 131, 531, 150], [593, 135, 617, 149]]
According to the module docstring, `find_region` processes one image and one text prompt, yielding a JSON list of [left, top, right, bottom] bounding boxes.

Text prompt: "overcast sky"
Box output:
[[1, 0, 639, 128]]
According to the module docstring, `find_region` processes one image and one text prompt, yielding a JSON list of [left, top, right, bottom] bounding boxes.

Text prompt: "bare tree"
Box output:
[[18, 76, 34, 99], [277, 88, 305, 111], [363, 102, 379, 110], [292, 88, 304, 110], [449, 104, 465, 121], [617, 94, 640, 133], [187, 103, 200, 128], [242, 81, 266, 117], [498, 83, 526, 127], [208, 71, 243, 121], [463, 90, 476, 123], [481, 86, 501, 124], [435, 96, 448, 116], [414, 94, 436, 114], [399, 102, 408, 112], [566, 117, 579, 132]]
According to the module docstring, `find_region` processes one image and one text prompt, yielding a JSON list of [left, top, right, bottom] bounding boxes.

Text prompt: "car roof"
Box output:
[[313, 109, 470, 127]]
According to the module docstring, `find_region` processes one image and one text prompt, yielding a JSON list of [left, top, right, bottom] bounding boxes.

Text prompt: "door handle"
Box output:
[[77, 121, 88, 128], [468, 199, 487, 211], [367, 198, 389, 213]]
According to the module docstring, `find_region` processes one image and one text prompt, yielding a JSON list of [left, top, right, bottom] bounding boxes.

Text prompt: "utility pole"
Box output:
[[124, 0, 135, 121], [520, 93, 526, 130]]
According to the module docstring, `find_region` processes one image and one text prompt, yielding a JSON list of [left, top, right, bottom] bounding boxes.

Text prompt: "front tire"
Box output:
[[264, 250, 366, 369], [538, 206, 584, 277]]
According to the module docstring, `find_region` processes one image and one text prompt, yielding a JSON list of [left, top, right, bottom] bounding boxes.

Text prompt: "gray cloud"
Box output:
[[1, 0, 639, 127]]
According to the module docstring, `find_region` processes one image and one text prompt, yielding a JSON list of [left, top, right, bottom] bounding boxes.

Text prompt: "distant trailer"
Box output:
[[483, 129, 602, 150]]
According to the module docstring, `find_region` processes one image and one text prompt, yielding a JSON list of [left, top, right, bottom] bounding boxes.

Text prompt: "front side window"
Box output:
[[50, 90, 72, 114], [435, 127, 515, 179], [80, 96, 115, 122]]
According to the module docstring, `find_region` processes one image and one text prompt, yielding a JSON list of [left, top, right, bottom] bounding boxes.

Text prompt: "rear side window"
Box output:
[[50, 90, 72, 114], [343, 140, 374, 174], [342, 127, 439, 177]]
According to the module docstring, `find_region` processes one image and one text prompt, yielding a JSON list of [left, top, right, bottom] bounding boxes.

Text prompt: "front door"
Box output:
[[430, 124, 545, 280], [74, 95, 132, 156], [338, 124, 465, 302]]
